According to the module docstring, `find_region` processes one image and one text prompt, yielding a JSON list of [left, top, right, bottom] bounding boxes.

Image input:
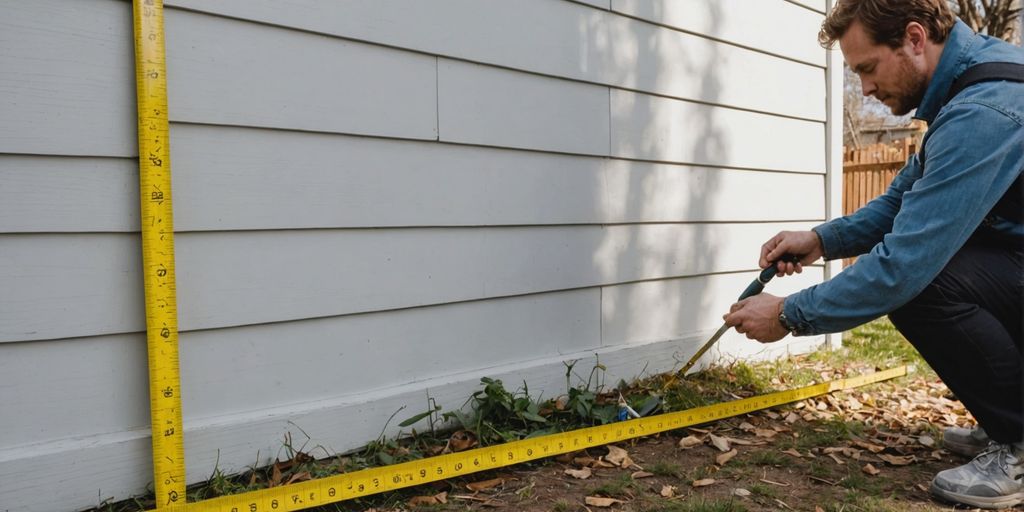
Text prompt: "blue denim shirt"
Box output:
[[784, 20, 1024, 336]]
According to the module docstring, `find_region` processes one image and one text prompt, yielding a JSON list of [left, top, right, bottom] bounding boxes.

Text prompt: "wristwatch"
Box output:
[[778, 308, 797, 334]]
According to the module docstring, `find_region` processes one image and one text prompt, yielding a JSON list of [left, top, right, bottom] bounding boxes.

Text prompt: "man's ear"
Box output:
[[904, 21, 928, 54]]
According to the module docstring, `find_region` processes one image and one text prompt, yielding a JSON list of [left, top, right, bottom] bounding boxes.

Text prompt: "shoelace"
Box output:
[[973, 442, 1023, 479]]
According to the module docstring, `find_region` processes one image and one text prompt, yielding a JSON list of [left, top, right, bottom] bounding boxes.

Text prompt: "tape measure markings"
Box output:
[[133, 0, 186, 508], [157, 366, 904, 512]]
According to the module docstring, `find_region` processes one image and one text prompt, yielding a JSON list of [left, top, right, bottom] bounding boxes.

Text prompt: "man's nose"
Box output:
[[861, 79, 876, 96]]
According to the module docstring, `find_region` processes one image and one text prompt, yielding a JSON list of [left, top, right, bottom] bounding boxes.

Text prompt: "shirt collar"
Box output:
[[914, 19, 978, 123]]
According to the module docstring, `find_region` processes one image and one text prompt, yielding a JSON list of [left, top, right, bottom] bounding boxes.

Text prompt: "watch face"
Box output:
[[778, 312, 794, 332]]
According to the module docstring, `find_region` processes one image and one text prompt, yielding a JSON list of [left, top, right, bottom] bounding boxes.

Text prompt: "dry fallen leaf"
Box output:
[[918, 435, 935, 447], [604, 445, 635, 468], [284, 471, 311, 486], [852, 439, 886, 453], [660, 485, 677, 498], [408, 492, 448, 506], [692, 478, 716, 487], [585, 496, 625, 507], [678, 435, 703, 449], [715, 448, 738, 466], [724, 437, 767, 446], [269, 463, 284, 488], [709, 434, 731, 452], [445, 430, 478, 453], [576, 456, 615, 468], [785, 412, 801, 423], [733, 488, 752, 497], [862, 463, 881, 475], [878, 454, 915, 466], [782, 449, 803, 458], [564, 467, 592, 480], [754, 429, 778, 439], [466, 478, 504, 491], [631, 471, 654, 480]]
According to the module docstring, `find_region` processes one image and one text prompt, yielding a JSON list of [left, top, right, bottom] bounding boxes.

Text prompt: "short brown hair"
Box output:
[[819, 0, 957, 49]]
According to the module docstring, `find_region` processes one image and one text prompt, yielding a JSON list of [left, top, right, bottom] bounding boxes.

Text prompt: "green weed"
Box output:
[[792, 418, 864, 451], [589, 473, 635, 498], [639, 498, 749, 512], [551, 499, 573, 512], [649, 460, 683, 478], [748, 482, 779, 499], [745, 450, 793, 467]]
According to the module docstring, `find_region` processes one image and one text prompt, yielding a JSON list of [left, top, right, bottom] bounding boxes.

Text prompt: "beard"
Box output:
[[876, 50, 929, 116]]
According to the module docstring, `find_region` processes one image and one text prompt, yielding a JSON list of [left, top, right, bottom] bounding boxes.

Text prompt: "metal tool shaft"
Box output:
[[677, 322, 731, 376]]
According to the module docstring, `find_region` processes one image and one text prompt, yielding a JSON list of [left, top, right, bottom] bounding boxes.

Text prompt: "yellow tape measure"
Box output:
[[148, 367, 904, 512], [133, 0, 186, 508]]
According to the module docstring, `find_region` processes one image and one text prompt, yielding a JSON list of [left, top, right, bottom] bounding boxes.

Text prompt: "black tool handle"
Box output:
[[737, 254, 800, 301]]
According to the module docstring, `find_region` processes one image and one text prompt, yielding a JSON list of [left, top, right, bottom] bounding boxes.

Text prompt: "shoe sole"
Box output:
[[931, 482, 1024, 509]]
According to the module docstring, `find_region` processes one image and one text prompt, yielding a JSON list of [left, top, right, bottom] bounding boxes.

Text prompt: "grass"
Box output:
[[744, 450, 793, 468], [589, 473, 636, 498], [786, 418, 865, 451], [649, 461, 683, 478], [748, 482, 780, 499], [551, 499, 573, 512], [639, 498, 750, 512]]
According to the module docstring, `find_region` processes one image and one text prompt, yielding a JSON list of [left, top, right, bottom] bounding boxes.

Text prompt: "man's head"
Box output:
[[820, 0, 957, 115]]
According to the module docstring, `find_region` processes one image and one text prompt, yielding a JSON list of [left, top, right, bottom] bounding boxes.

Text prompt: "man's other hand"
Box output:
[[723, 293, 789, 343], [760, 230, 824, 275]]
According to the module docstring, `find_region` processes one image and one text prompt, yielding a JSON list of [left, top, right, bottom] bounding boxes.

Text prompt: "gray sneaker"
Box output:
[[944, 426, 991, 457], [930, 443, 1024, 509]]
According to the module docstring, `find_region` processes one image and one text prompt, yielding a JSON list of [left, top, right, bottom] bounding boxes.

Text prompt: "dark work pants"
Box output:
[[888, 236, 1024, 444]]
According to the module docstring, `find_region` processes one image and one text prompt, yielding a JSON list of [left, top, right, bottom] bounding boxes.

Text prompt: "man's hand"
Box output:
[[760, 231, 824, 276], [722, 293, 789, 343]]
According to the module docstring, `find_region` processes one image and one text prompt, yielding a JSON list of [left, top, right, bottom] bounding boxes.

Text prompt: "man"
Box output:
[[722, 0, 1024, 508]]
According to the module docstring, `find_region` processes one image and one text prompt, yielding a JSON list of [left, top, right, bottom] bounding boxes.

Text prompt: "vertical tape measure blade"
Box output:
[[133, 0, 185, 508]]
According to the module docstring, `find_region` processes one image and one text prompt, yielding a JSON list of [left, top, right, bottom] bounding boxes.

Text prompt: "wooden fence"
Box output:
[[842, 138, 916, 216], [841, 138, 918, 265]]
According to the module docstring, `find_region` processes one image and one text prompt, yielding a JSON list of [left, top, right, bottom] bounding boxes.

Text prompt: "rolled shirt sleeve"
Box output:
[[784, 102, 1024, 336]]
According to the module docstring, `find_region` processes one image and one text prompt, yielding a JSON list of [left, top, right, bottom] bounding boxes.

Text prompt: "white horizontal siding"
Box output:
[[611, 89, 826, 171], [603, 268, 825, 347], [789, 0, 827, 14], [0, 335, 150, 447], [0, 156, 139, 232], [2, 222, 816, 342], [570, 0, 611, 9], [438, 59, 610, 155], [0, 290, 599, 446], [165, 9, 437, 139], [0, 0, 135, 157], [610, 0, 825, 66], [163, 0, 824, 120], [0, 141, 825, 233]]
